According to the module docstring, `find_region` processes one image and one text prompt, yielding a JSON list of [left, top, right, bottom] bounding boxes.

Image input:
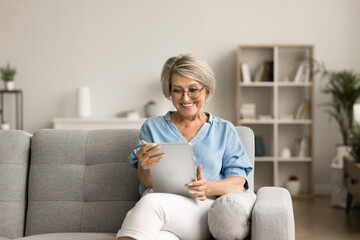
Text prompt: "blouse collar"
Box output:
[[164, 111, 213, 124]]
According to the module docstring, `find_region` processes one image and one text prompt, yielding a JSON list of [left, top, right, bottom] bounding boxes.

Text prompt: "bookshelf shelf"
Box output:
[[277, 120, 312, 124], [240, 82, 275, 87], [237, 45, 314, 196], [277, 157, 312, 162], [278, 82, 312, 87], [255, 156, 276, 162], [240, 119, 275, 124]]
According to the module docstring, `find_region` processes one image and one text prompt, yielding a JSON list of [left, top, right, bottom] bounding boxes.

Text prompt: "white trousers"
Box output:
[[117, 190, 215, 240]]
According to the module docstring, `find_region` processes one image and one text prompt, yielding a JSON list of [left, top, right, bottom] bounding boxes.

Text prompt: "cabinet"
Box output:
[[53, 117, 147, 130], [344, 156, 360, 213], [237, 45, 314, 197]]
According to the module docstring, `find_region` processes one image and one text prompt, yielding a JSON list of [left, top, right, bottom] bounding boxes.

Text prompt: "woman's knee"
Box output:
[[133, 193, 167, 216]]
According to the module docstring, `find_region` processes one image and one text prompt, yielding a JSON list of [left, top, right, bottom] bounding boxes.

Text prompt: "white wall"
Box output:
[[1, 0, 359, 194]]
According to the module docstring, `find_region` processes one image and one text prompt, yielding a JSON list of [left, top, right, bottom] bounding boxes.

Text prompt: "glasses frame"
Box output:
[[170, 86, 205, 100]]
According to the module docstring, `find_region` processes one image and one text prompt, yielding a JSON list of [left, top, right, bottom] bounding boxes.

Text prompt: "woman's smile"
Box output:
[[170, 73, 208, 119]]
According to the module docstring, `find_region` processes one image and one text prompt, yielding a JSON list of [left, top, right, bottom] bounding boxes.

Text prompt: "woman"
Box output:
[[117, 54, 253, 240]]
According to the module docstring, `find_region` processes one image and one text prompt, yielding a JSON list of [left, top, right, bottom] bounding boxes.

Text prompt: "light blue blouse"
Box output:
[[128, 111, 253, 196]]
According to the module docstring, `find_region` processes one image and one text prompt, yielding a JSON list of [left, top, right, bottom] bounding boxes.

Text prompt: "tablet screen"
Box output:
[[149, 143, 197, 197]]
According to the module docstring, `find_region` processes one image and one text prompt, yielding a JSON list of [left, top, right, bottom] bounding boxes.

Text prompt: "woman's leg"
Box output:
[[116, 192, 214, 240]]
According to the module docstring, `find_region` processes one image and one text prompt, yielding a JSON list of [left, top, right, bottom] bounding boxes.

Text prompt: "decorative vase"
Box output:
[[77, 86, 91, 118], [333, 145, 351, 167], [285, 180, 301, 196], [0, 122, 10, 130], [281, 148, 292, 158], [5, 81, 15, 91]]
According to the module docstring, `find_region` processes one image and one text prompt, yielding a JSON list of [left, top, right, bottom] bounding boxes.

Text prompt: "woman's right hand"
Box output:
[[136, 140, 164, 170]]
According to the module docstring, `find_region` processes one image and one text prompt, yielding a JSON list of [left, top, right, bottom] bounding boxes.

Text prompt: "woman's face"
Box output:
[[170, 73, 208, 119]]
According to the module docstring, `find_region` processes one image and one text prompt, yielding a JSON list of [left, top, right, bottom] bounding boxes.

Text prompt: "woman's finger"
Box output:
[[140, 153, 165, 169], [196, 164, 204, 180], [187, 179, 206, 187], [145, 154, 165, 168], [136, 142, 157, 158], [187, 185, 205, 192], [146, 144, 162, 157], [198, 196, 207, 201], [189, 190, 206, 197]]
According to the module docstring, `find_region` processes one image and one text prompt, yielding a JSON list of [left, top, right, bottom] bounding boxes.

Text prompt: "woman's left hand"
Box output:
[[187, 164, 209, 201]]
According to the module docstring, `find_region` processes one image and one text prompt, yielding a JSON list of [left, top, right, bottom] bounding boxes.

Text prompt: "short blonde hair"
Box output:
[[161, 54, 216, 99]]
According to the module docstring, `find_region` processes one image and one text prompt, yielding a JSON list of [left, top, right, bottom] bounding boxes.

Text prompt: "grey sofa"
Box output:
[[0, 127, 295, 240]]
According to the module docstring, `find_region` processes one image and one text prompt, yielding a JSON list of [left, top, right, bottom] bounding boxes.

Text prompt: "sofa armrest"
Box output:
[[251, 187, 295, 240]]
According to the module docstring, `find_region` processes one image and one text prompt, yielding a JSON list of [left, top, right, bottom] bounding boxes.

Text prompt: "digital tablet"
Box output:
[[149, 143, 197, 197]]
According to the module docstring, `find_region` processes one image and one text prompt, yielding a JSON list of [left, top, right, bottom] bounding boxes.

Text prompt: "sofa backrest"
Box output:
[[0, 130, 31, 239], [25, 126, 254, 236], [25, 129, 140, 236]]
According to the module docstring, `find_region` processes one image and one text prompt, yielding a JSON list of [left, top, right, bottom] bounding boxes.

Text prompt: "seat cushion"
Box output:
[[208, 191, 256, 240], [14, 232, 115, 240]]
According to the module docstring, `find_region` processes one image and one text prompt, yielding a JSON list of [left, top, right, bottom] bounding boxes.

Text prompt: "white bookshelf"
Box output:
[[237, 45, 314, 197]]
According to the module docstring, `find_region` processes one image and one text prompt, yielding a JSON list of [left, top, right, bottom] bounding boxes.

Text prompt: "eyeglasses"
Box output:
[[171, 86, 205, 99]]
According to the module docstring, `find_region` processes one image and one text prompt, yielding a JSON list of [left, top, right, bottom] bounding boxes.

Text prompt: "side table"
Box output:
[[0, 90, 24, 130]]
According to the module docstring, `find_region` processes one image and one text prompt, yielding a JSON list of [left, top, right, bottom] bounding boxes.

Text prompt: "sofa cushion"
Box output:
[[0, 130, 31, 239], [14, 232, 115, 240], [208, 191, 257, 240], [25, 129, 140, 236]]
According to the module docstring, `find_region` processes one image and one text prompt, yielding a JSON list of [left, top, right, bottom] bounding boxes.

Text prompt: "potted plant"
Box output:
[[285, 175, 301, 196], [316, 61, 360, 165], [144, 100, 158, 117], [0, 63, 17, 91], [320, 68, 360, 146]]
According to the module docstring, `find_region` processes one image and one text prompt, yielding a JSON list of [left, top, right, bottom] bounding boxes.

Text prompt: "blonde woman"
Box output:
[[117, 54, 253, 240]]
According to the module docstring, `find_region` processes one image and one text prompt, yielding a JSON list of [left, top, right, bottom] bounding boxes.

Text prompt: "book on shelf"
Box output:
[[254, 64, 265, 82], [294, 61, 311, 83], [300, 100, 311, 119], [240, 103, 256, 119], [241, 63, 251, 83], [293, 137, 310, 158], [295, 100, 311, 120], [253, 61, 273, 82], [262, 61, 274, 82], [303, 62, 311, 83], [258, 114, 272, 120], [279, 114, 294, 120]]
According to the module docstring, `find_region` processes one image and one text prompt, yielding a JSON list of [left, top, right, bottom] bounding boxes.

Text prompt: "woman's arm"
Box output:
[[204, 176, 246, 196], [137, 166, 152, 188]]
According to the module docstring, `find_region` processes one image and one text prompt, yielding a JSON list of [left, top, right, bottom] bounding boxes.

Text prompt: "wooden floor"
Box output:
[[293, 196, 360, 240]]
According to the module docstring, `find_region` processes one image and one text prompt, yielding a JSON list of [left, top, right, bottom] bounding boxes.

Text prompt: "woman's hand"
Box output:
[[136, 140, 164, 188], [186, 165, 246, 200], [187, 164, 209, 201], [136, 140, 164, 170]]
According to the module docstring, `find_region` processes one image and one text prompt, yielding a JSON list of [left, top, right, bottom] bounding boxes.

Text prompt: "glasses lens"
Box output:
[[189, 89, 200, 99], [171, 87, 204, 99]]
